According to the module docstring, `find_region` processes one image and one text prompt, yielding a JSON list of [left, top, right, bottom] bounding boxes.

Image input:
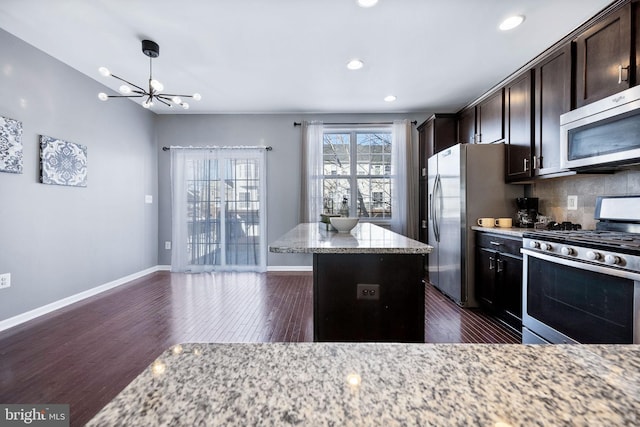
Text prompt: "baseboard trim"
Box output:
[[267, 265, 313, 272], [0, 265, 165, 333]]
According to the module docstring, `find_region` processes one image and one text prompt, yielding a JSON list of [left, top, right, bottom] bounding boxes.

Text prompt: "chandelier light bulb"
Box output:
[[98, 92, 108, 101], [182, 103, 190, 110], [119, 85, 131, 94], [98, 67, 110, 77], [142, 100, 153, 108], [192, 93, 202, 101], [150, 79, 164, 91], [172, 96, 182, 104]]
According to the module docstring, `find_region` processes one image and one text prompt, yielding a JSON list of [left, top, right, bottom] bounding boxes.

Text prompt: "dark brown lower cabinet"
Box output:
[[475, 232, 522, 333], [313, 253, 425, 342]]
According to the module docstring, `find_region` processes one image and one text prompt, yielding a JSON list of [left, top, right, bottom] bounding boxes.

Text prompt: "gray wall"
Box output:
[[155, 113, 427, 267], [0, 29, 158, 322]]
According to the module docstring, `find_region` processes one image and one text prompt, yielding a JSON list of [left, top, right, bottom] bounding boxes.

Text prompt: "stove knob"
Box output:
[[529, 241, 540, 249], [541, 243, 553, 251], [604, 254, 621, 265], [586, 251, 602, 261], [561, 247, 575, 256]]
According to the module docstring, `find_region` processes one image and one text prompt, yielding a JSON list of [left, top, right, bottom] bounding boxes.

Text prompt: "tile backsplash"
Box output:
[[527, 167, 640, 230]]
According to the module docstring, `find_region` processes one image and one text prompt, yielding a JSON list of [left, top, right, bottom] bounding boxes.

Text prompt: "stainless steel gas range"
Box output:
[[521, 195, 640, 344]]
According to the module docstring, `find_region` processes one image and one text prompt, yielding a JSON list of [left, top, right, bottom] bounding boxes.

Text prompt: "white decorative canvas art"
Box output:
[[40, 135, 87, 187], [0, 115, 24, 174]]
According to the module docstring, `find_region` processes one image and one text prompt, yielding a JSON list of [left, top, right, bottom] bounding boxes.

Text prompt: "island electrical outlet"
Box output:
[[357, 283, 380, 300]]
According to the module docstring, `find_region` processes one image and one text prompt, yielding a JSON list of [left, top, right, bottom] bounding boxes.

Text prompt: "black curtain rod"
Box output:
[[162, 146, 272, 151], [293, 121, 417, 127]]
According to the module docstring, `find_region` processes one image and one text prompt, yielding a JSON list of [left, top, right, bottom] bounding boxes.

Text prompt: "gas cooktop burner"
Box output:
[[545, 221, 582, 231]]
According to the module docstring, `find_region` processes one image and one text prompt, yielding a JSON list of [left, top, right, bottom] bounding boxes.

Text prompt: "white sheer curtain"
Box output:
[[170, 146, 267, 273], [390, 119, 417, 238], [299, 121, 324, 223]]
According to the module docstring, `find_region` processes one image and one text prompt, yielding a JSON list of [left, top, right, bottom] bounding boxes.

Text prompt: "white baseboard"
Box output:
[[0, 265, 166, 333], [267, 265, 313, 272]]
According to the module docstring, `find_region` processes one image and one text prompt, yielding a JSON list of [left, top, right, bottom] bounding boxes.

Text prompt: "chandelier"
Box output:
[[98, 40, 201, 109]]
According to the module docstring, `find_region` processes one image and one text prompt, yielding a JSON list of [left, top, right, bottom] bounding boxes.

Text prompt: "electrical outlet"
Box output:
[[0, 273, 11, 289], [165, 241, 172, 250], [356, 283, 380, 300], [567, 195, 578, 211]]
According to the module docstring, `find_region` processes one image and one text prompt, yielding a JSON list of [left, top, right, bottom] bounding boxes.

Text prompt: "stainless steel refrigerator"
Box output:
[[427, 143, 522, 307]]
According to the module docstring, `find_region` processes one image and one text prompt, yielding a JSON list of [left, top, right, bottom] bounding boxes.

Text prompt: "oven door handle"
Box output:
[[521, 248, 640, 281]]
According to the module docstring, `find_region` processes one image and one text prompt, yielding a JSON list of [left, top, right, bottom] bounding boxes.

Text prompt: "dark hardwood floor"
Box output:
[[0, 271, 518, 426]]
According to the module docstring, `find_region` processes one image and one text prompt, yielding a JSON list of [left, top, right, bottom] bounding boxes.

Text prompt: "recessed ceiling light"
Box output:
[[347, 59, 364, 70], [384, 95, 397, 102], [499, 15, 525, 31], [357, 0, 378, 7]]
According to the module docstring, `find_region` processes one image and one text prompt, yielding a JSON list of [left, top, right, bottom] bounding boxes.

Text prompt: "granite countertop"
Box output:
[[269, 222, 432, 254], [87, 342, 640, 426], [471, 225, 528, 238]]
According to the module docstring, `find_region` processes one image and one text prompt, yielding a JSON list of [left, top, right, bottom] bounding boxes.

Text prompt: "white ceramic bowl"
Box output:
[[329, 217, 359, 233]]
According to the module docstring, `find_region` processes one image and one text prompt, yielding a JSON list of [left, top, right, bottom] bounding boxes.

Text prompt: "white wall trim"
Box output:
[[0, 266, 165, 333], [267, 265, 313, 272]]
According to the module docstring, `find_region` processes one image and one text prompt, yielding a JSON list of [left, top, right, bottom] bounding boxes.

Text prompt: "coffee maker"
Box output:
[[516, 197, 538, 228]]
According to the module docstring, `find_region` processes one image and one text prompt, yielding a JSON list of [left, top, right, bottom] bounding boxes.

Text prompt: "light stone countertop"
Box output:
[[87, 342, 640, 426], [471, 225, 528, 238], [269, 222, 432, 254]]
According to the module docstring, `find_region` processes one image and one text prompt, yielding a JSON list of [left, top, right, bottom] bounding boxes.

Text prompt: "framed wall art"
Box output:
[[0, 115, 24, 174], [40, 135, 87, 187]]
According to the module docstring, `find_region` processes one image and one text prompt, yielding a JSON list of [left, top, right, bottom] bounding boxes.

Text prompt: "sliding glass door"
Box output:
[[171, 147, 267, 272]]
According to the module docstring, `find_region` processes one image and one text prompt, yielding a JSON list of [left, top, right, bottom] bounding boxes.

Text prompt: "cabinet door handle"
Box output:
[[421, 219, 427, 229], [489, 256, 495, 270], [523, 157, 529, 172], [496, 258, 503, 273], [490, 241, 502, 246], [422, 167, 427, 177], [618, 65, 630, 84]]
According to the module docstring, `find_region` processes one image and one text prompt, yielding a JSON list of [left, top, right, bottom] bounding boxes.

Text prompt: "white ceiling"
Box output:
[[0, 0, 613, 115]]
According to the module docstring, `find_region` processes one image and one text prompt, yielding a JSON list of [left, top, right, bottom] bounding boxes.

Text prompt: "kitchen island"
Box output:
[[269, 223, 432, 342], [87, 342, 640, 426]]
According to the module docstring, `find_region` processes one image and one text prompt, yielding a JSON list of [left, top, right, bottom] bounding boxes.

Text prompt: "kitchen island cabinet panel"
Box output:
[[313, 253, 425, 342], [270, 223, 431, 343]]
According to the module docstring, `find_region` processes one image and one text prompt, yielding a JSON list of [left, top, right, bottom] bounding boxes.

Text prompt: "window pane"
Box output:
[[357, 177, 391, 219], [357, 132, 391, 176], [323, 178, 350, 215], [323, 133, 350, 175]]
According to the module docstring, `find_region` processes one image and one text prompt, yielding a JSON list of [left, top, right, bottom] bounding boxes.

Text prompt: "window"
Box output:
[[321, 127, 392, 221]]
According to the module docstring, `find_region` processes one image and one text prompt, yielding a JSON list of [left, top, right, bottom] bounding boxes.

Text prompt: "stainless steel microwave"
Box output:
[[560, 85, 640, 170]]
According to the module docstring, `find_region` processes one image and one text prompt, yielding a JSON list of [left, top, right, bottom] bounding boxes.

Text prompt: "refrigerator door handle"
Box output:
[[433, 174, 442, 242]]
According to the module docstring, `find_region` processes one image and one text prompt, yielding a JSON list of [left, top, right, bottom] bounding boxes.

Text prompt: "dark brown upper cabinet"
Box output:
[[574, 4, 632, 108], [457, 106, 476, 144], [534, 44, 572, 176], [476, 89, 504, 144], [505, 70, 534, 182]]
